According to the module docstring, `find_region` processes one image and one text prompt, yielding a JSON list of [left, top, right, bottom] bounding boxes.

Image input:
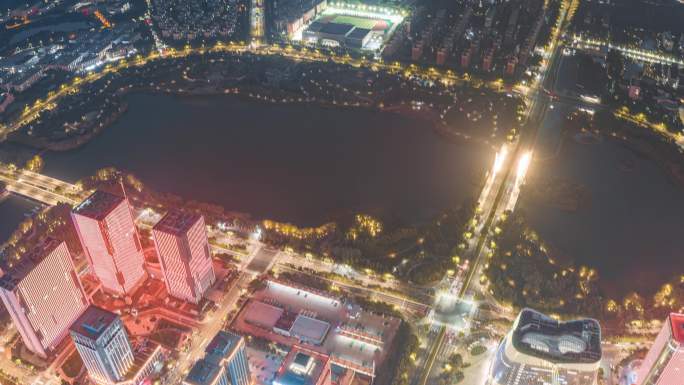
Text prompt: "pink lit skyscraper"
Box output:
[[0, 239, 89, 358], [72, 190, 146, 295], [636, 313, 684, 385], [152, 210, 215, 303]]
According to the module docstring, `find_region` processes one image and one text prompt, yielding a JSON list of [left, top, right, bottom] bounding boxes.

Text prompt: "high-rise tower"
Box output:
[[184, 331, 251, 385], [0, 239, 88, 358], [152, 210, 215, 303], [636, 313, 684, 385], [70, 306, 134, 385], [72, 190, 146, 295]]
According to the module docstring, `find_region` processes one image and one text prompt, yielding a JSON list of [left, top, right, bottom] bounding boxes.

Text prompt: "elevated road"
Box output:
[[415, 1, 578, 384], [570, 36, 684, 66], [0, 168, 82, 206]]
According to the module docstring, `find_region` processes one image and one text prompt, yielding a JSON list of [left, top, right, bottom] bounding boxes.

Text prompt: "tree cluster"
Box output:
[[485, 211, 603, 317]]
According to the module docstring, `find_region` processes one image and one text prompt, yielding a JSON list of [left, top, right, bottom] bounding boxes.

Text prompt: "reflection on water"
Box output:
[[0, 195, 41, 245], [522, 106, 684, 297]]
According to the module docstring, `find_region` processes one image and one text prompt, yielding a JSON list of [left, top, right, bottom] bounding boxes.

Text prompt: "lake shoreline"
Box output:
[[8, 84, 487, 154], [37, 93, 492, 228]]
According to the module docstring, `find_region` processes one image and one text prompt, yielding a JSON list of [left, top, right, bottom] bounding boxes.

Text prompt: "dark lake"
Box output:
[[521, 104, 684, 298], [42, 93, 493, 226], [17, 90, 683, 298], [0, 195, 41, 244]]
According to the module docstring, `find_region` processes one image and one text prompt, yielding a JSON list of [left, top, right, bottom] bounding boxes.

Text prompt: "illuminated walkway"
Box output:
[[0, 41, 509, 142], [571, 36, 684, 66]]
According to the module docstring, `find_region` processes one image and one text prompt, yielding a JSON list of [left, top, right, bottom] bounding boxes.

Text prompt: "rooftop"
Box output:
[[347, 27, 371, 40], [289, 315, 330, 345], [205, 330, 243, 362], [306, 21, 325, 33], [512, 308, 602, 364], [184, 331, 243, 384], [73, 190, 124, 221], [293, 352, 311, 367], [185, 358, 222, 385], [320, 22, 355, 36], [244, 300, 285, 328], [275, 371, 309, 385], [153, 210, 202, 236], [69, 305, 118, 341], [669, 313, 684, 344], [0, 238, 63, 290], [274, 310, 298, 332], [123, 342, 163, 383], [274, 346, 329, 385]]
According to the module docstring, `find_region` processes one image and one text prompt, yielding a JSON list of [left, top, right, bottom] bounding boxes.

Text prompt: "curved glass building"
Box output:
[[487, 308, 602, 385]]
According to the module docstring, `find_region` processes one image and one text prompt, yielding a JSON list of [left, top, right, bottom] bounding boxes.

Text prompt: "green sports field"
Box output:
[[329, 14, 391, 31]]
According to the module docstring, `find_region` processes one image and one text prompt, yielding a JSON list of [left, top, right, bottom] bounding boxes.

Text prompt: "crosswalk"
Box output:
[[30, 374, 61, 385]]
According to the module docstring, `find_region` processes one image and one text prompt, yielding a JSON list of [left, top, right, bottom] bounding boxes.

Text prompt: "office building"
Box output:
[[0, 239, 88, 358], [70, 306, 134, 385], [636, 313, 684, 385], [184, 331, 251, 385], [72, 190, 146, 295], [184, 358, 228, 385], [152, 210, 215, 303], [487, 308, 602, 385]]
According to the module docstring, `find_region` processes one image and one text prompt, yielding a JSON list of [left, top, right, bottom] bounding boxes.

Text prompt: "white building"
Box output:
[[72, 190, 146, 295], [0, 239, 89, 358], [70, 306, 134, 384], [152, 210, 215, 303], [487, 308, 602, 385]]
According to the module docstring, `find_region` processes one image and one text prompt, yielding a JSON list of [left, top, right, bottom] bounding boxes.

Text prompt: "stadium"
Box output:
[[296, 3, 405, 52]]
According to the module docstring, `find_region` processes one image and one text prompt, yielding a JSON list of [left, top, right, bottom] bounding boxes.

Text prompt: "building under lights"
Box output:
[[72, 190, 146, 295], [70, 306, 134, 385], [487, 308, 602, 385], [152, 210, 215, 304], [635, 313, 684, 385], [184, 331, 251, 385], [0, 238, 89, 358], [70, 305, 164, 385], [299, 4, 404, 51]]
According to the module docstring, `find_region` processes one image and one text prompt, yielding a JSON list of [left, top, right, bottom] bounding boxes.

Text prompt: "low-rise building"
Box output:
[[274, 346, 332, 385]]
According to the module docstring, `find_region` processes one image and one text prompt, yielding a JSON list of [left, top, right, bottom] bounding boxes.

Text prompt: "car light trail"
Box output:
[[516, 151, 532, 180], [493, 145, 508, 175]]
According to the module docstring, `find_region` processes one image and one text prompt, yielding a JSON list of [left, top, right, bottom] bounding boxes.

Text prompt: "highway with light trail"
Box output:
[[414, 1, 579, 384]]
